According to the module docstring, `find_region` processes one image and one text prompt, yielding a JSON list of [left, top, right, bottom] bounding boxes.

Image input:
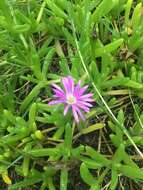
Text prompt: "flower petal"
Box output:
[[77, 103, 90, 112], [50, 77, 93, 121], [67, 76, 74, 93], [52, 83, 64, 93], [80, 93, 93, 99], [78, 100, 93, 107], [74, 84, 88, 97], [53, 88, 65, 99], [74, 80, 81, 92], [48, 99, 65, 105], [75, 106, 85, 121], [79, 85, 89, 95], [64, 105, 70, 116], [81, 98, 94, 102], [75, 80, 81, 90], [62, 77, 71, 93], [72, 105, 79, 123]]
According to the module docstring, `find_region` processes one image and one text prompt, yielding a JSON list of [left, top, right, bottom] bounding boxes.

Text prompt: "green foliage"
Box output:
[[0, 0, 143, 189]]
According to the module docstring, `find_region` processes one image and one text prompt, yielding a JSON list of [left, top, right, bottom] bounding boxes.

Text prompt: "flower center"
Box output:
[[66, 94, 76, 104]]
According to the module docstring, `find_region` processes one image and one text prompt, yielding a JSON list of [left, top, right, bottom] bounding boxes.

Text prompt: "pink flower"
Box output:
[[49, 76, 94, 123]]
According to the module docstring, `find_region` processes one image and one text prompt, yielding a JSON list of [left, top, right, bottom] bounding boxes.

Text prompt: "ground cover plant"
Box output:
[[0, 0, 143, 189]]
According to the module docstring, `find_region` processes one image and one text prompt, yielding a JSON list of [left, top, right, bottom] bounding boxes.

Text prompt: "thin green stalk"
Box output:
[[129, 90, 143, 129], [71, 20, 143, 159], [6, 156, 23, 169]]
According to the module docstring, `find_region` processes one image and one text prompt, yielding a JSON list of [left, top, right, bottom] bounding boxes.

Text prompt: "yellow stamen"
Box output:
[[67, 94, 76, 104]]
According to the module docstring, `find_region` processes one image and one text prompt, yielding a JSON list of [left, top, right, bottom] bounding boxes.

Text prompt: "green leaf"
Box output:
[[122, 152, 139, 169], [80, 157, 102, 169], [125, 0, 133, 26], [60, 170, 68, 190], [112, 144, 125, 164], [90, 183, 100, 190], [95, 39, 124, 57], [80, 163, 95, 186], [110, 134, 121, 147], [46, 0, 67, 19], [117, 109, 124, 125], [131, 3, 142, 30], [92, 0, 118, 23], [42, 48, 55, 77], [0, 0, 12, 23], [118, 164, 143, 180], [102, 77, 130, 88], [47, 177, 56, 190], [86, 146, 111, 166], [63, 123, 72, 159], [81, 123, 104, 134], [20, 81, 45, 112], [26, 148, 60, 157], [124, 80, 143, 89], [12, 24, 30, 33], [28, 103, 37, 130], [22, 156, 30, 177], [8, 175, 43, 190], [110, 167, 118, 190]]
